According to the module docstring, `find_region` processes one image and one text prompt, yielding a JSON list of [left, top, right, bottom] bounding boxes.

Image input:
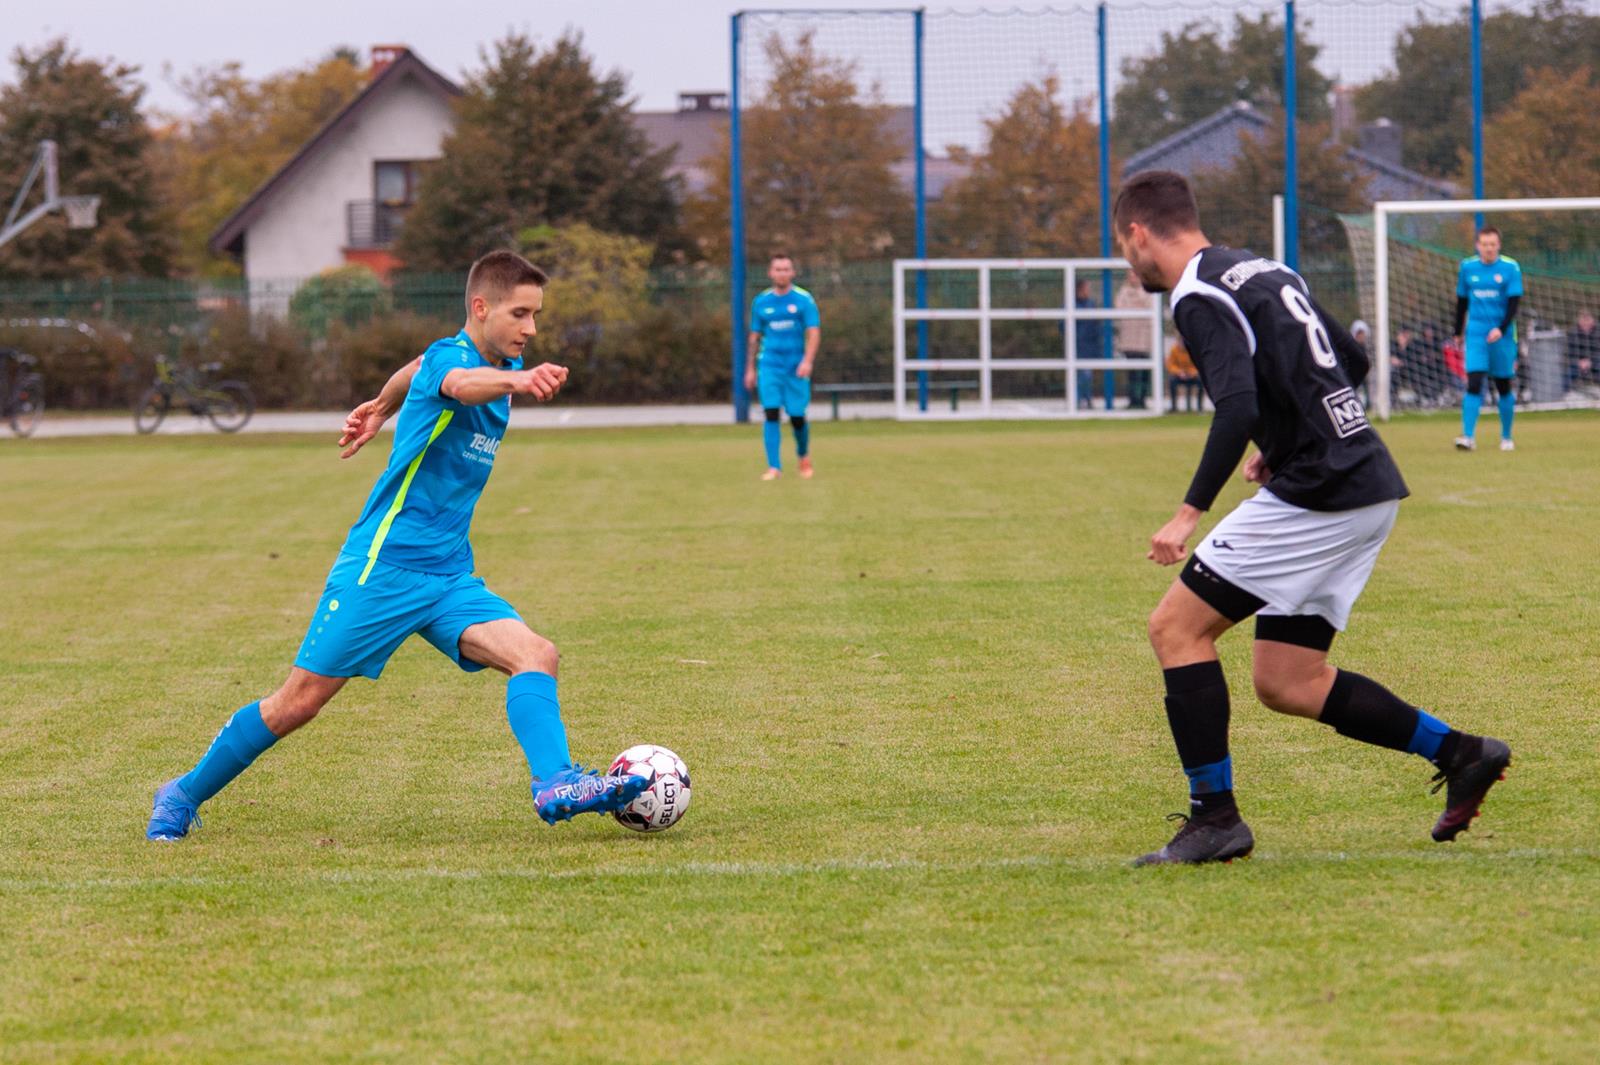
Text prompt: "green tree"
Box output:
[[1356, 0, 1600, 179], [1113, 13, 1333, 158], [932, 76, 1100, 257], [396, 32, 680, 272], [152, 51, 366, 276], [686, 31, 911, 265], [0, 38, 174, 279], [1190, 120, 1368, 255]]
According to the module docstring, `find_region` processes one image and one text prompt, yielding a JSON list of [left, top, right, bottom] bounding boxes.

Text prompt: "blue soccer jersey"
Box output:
[[339, 330, 517, 579], [1457, 256, 1523, 339], [751, 287, 820, 368]]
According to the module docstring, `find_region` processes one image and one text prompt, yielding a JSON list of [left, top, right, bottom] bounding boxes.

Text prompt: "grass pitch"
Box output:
[[2, 411, 1598, 1063]]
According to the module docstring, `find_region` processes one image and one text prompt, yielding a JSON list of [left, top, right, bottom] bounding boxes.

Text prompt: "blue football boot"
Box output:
[[146, 779, 201, 841], [533, 764, 652, 825]]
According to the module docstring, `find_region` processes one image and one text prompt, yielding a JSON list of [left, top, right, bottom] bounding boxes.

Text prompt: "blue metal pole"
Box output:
[[1098, 3, 1114, 409], [730, 13, 749, 423], [914, 8, 929, 412], [1283, 1, 1298, 271], [1471, 0, 1485, 230]]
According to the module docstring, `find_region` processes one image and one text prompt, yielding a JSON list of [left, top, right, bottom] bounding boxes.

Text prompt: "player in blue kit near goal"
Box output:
[[1453, 226, 1523, 452], [146, 252, 651, 841]]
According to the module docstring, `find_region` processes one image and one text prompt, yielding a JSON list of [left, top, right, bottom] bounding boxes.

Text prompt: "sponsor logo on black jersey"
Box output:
[[1322, 387, 1370, 438]]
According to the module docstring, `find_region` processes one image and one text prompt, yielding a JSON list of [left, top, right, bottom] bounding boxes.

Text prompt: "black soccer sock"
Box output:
[[1163, 661, 1235, 814], [1319, 670, 1457, 761]]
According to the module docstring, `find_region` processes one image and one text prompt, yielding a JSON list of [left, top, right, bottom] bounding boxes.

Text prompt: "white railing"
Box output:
[[893, 258, 1164, 419]]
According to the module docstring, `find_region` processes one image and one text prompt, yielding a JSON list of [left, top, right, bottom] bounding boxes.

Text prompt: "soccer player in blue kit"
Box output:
[[1453, 226, 1523, 451], [147, 252, 651, 840], [744, 253, 821, 480]]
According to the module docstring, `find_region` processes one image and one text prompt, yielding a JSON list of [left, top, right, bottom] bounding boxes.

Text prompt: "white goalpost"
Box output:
[[892, 258, 1165, 420], [1371, 196, 1600, 421]]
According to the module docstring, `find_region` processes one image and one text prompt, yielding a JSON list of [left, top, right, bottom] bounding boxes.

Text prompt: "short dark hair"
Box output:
[[1477, 226, 1502, 240], [466, 250, 549, 312], [1113, 170, 1200, 240], [770, 252, 794, 266]]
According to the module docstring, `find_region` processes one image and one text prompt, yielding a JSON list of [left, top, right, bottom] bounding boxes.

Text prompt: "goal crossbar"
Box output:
[[1373, 196, 1600, 421]]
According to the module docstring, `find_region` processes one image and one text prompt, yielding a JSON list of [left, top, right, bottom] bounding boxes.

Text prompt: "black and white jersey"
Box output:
[[1172, 246, 1408, 512]]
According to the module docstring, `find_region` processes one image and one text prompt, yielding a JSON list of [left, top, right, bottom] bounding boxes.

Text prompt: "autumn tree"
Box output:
[[686, 31, 911, 265], [1113, 13, 1332, 158], [396, 32, 680, 271], [932, 76, 1100, 257], [0, 38, 174, 280], [153, 50, 366, 275], [1476, 66, 1600, 256], [1356, 0, 1600, 179]]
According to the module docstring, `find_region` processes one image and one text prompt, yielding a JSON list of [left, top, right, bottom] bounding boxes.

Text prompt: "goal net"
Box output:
[[1343, 197, 1600, 420]]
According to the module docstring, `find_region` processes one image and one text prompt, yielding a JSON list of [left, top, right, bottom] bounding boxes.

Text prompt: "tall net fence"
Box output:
[[1344, 205, 1600, 414], [730, 1, 1600, 415]]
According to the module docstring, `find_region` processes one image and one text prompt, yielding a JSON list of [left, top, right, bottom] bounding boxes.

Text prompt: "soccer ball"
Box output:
[[609, 744, 691, 833]]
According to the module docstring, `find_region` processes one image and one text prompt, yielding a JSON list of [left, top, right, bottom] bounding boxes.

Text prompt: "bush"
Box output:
[[327, 312, 460, 408], [289, 265, 391, 338]]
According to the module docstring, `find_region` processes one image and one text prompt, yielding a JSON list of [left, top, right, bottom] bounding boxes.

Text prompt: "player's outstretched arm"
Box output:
[[441, 363, 569, 406], [340, 355, 421, 458]]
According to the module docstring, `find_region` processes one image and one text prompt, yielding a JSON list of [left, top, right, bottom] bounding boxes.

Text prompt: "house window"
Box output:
[[374, 161, 423, 206]]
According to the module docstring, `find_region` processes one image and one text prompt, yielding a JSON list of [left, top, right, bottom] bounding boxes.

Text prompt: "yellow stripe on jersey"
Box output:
[[358, 410, 454, 586]]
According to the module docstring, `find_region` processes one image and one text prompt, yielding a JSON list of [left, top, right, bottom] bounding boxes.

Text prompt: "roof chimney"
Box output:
[[370, 45, 408, 81]]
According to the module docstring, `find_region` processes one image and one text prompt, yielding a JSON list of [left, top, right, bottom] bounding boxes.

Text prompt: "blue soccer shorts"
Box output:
[[1464, 332, 1518, 378], [294, 552, 521, 679], [758, 367, 811, 416]]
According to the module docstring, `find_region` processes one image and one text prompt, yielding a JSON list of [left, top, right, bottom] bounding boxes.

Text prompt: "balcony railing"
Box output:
[[346, 200, 408, 249]]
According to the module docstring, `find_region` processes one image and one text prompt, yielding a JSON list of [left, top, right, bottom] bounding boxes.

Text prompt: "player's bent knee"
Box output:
[[764, 407, 781, 422]]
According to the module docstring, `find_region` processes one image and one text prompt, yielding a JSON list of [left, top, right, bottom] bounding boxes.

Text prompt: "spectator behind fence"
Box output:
[[1114, 273, 1152, 409], [1566, 310, 1600, 393], [1075, 278, 1107, 410], [1390, 324, 1441, 403], [1165, 339, 1201, 412]]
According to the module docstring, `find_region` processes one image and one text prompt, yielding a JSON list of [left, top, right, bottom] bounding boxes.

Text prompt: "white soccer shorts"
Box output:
[[1192, 487, 1400, 631]]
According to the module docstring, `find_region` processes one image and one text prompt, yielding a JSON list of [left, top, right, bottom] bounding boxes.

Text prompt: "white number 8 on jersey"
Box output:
[[1280, 284, 1338, 369]]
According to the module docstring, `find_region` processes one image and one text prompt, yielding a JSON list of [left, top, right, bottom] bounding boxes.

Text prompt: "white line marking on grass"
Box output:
[[3, 847, 1597, 894]]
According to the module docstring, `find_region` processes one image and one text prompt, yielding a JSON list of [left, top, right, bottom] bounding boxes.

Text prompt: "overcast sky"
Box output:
[[12, 0, 886, 115], [11, 0, 1463, 138]]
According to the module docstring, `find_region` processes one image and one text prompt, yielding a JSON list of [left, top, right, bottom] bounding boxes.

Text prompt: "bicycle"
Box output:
[[0, 346, 45, 437], [135, 353, 254, 434]]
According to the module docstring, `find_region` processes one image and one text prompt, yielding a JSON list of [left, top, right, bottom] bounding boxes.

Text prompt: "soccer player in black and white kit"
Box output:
[[1114, 171, 1512, 865]]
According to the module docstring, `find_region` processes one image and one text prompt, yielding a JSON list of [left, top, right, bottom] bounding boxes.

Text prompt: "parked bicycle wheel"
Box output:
[[135, 387, 170, 434], [206, 381, 254, 433], [8, 371, 45, 437]]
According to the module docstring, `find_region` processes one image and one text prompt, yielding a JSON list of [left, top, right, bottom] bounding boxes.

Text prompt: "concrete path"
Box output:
[[9, 401, 903, 440]]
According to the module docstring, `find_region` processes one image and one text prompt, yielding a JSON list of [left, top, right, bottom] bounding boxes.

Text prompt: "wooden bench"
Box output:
[[811, 380, 980, 420]]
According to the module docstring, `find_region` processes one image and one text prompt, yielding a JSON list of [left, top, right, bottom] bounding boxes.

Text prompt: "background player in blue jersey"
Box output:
[[147, 252, 651, 840], [744, 253, 821, 480], [1453, 226, 1523, 451]]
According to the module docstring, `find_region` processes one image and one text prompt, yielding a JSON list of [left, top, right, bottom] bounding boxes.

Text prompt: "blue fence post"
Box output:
[[915, 8, 929, 412], [730, 12, 750, 423], [1283, 0, 1298, 271], [1471, 0, 1485, 230], [1098, 3, 1114, 409]]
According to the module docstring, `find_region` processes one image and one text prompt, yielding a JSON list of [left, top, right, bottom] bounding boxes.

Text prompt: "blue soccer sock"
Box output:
[[1462, 390, 1482, 437], [177, 701, 279, 805], [1497, 390, 1515, 439], [506, 671, 571, 781], [1163, 661, 1235, 814], [1319, 670, 1456, 762], [762, 417, 782, 469], [791, 415, 810, 458]]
